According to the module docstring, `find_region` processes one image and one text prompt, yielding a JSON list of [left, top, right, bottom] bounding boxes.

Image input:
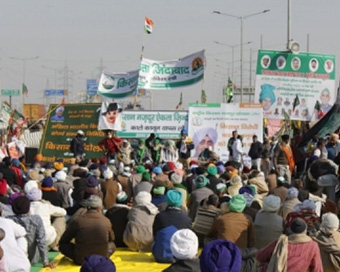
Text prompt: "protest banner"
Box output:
[[98, 70, 139, 99], [39, 104, 105, 163], [188, 103, 263, 161], [138, 50, 205, 89], [254, 50, 336, 121], [116, 110, 188, 139]]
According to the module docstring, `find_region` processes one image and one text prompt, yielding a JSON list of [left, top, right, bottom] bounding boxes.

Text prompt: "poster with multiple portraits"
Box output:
[[254, 50, 336, 121]]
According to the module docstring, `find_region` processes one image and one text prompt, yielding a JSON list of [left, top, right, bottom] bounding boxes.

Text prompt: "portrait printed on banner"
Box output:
[[98, 102, 123, 131], [50, 106, 65, 122]]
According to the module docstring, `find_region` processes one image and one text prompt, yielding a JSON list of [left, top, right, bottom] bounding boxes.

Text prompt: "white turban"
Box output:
[[103, 168, 113, 179], [294, 199, 316, 212], [193, 127, 218, 147], [170, 229, 198, 259], [135, 191, 152, 205], [321, 212, 339, 231], [55, 170, 67, 181], [287, 187, 299, 199], [24, 180, 39, 194], [56, 106, 64, 112], [263, 195, 281, 212]]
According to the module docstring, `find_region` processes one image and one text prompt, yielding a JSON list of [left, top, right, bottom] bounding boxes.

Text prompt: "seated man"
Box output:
[[59, 195, 116, 265]]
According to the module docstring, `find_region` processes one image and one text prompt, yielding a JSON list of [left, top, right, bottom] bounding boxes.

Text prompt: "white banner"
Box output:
[[116, 110, 188, 138], [188, 103, 263, 161], [98, 70, 139, 99], [138, 50, 205, 89]]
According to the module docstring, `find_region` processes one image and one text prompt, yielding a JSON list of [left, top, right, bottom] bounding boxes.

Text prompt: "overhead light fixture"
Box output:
[[289, 41, 300, 54]]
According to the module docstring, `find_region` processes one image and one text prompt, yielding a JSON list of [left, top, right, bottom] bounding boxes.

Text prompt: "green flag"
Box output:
[[292, 94, 300, 111], [201, 90, 207, 103], [22, 83, 28, 96]]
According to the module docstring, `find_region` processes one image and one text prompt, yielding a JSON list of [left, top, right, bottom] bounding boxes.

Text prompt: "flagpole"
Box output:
[[134, 19, 147, 110]]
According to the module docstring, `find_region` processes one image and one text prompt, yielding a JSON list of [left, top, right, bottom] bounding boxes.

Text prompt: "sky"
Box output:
[[0, 0, 339, 111]]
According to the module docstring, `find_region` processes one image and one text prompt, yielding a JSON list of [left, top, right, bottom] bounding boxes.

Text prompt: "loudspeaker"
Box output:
[[25, 147, 39, 165]]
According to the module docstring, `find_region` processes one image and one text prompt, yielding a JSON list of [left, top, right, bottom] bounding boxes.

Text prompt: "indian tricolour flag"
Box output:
[[144, 17, 154, 34]]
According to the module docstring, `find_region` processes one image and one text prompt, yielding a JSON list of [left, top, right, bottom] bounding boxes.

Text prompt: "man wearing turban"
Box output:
[[259, 84, 276, 112], [193, 127, 218, 157]]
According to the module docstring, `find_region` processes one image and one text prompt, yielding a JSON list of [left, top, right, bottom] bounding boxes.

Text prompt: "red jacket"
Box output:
[[256, 237, 323, 272], [98, 137, 123, 156]]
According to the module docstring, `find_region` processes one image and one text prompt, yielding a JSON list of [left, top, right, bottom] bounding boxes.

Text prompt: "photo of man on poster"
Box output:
[[98, 102, 123, 131]]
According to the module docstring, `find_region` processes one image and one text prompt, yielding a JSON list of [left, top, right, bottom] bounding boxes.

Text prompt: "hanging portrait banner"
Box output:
[[188, 103, 263, 161], [98, 102, 123, 131], [254, 50, 336, 121], [138, 50, 205, 89]]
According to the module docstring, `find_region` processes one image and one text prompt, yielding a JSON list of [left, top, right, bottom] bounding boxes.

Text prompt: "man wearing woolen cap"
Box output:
[[256, 218, 322, 272]]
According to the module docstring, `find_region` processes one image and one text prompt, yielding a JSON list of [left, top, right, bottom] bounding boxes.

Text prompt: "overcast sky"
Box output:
[[0, 0, 339, 110]]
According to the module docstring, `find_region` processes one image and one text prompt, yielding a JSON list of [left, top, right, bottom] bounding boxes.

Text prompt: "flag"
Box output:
[[292, 94, 300, 111], [22, 83, 28, 96], [225, 78, 234, 103], [144, 17, 154, 34], [314, 100, 321, 111], [176, 92, 183, 110], [61, 97, 66, 105], [201, 90, 207, 103]]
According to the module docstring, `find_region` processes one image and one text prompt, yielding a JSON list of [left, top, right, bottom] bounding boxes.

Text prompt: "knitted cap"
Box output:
[[170, 173, 182, 184], [290, 218, 307, 234], [12, 196, 30, 215], [229, 195, 246, 213], [200, 239, 242, 272], [263, 195, 281, 212], [153, 186, 166, 195], [321, 212, 339, 231]]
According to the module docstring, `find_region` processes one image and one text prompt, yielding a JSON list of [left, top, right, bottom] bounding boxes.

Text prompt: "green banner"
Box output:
[[1, 89, 21, 96], [39, 104, 105, 163], [255, 50, 336, 121]]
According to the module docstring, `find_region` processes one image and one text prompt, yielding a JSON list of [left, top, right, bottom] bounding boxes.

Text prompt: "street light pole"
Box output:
[[213, 9, 270, 102], [214, 41, 251, 83], [10, 56, 39, 109], [287, 0, 291, 50]]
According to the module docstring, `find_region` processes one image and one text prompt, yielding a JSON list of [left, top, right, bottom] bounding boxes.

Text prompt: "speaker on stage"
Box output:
[[25, 147, 39, 165]]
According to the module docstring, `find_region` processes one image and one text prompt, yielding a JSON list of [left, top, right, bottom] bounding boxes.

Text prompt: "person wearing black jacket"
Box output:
[[70, 130, 85, 159], [176, 128, 194, 170], [248, 135, 263, 171]]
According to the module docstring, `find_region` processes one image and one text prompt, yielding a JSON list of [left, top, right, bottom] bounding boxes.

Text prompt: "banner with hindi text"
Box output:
[[188, 103, 263, 161], [255, 50, 336, 121], [138, 50, 205, 89], [116, 110, 188, 139]]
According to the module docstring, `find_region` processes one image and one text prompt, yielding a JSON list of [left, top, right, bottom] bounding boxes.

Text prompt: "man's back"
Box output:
[[207, 212, 254, 249], [61, 210, 114, 264]]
